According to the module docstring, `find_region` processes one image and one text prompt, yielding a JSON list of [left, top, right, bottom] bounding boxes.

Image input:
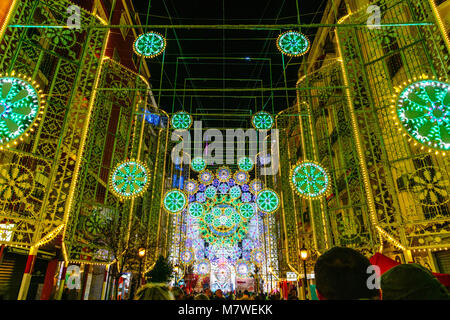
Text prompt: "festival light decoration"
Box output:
[[205, 185, 217, 198], [229, 185, 242, 199], [109, 159, 150, 200], [393, 79, 450, 152], [0, 223, 15, 242], [196, 192, 206, 203], [234, 171, 250, 185], [236, 259, 250, 277], [191, 157, 207, 172], [196, 259, 210, 275], [252, 111, 274, 130], [290, 161, 331, 199], [408, 167, 449, 206], [256, 189, 280, 214], [199, 169, 213, 184], [0, 164, 34, 203], [188, 202, 205, 218], [0, 74, 45, 148], [181, 248, 195, 265], [216, 166, 231, 182], [163, 189, 188, 213], [218, 183, 229, 194], [249, 179, 264, 194], [238, 157, 254, 172], [168, 162, 277, 286], [241, 192, 252, 203], [133, 31, 166, 58], [251, 248, 264, 266], [184, 179, 198, 194], [239, 203, 256, 219], [171, 111, 193, 129], [276, 30, 310, 57]]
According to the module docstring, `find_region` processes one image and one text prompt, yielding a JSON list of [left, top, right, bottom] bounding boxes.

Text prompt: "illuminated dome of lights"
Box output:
[[168, 159, 280, 292]]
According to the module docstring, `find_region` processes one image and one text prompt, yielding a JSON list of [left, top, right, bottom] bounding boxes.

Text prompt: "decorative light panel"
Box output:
[[184, 179, 198, 194]]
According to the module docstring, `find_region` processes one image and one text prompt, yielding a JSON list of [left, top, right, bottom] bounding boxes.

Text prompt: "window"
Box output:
[[384, 38, 403, 78]]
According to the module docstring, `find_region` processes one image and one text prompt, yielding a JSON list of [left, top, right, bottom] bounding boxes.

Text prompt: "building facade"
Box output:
[[0, 0, 168, 300], [279, 0, 450, 283]]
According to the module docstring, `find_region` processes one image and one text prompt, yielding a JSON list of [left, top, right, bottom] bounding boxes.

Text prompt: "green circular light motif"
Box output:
[[239, 203, 256, 219], [171, 111, 192, 129], [163, 189, 187, 213], [205, 186, 217, 198], [252, 111, 274, 130], [204, 213, 214, 224], [188, 202, 204, 218], [229, 185, 242, 199], [0, 76, 42, 146], [396, 80, 450, 151], [238, 157, 254, 172], [277, 31, 310, 57], [134, 32, 166, 58], [84, 212, 106, 237], [191, 157, 206, 172], [291, 161, 329, 199], [256, 189, 280, 214], [110, 160, 149, 199]]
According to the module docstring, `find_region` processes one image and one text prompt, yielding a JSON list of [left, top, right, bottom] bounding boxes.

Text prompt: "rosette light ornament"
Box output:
[[133, 31, 166, 58], [171, 111, 193, 130], [290, 161, 331, 199], [191, 157, 207, 172], [393, 79, 450, 153], [276, 31, 310, 57], [109, 159, 150, 200], [252, 111, 274, 130], [256, 189, 280, 214], [238, 157, 254, 172], [163, 189, 188, 213], [0, 74, 45, 149]]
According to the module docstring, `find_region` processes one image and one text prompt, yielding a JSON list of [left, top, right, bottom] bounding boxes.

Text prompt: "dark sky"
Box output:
[[131, 0, 327, 128]]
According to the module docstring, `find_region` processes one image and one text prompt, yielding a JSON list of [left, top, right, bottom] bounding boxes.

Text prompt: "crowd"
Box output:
[[134, 247, 450, 300]]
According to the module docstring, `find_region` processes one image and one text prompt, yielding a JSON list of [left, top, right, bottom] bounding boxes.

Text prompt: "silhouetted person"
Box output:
[[314, 247, 380, 300], [381, 263, 450, 300], [134, 283, 174, 300]]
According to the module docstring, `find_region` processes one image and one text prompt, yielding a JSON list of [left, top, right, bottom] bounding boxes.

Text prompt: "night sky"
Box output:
[[131, 0, 327, 128]]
